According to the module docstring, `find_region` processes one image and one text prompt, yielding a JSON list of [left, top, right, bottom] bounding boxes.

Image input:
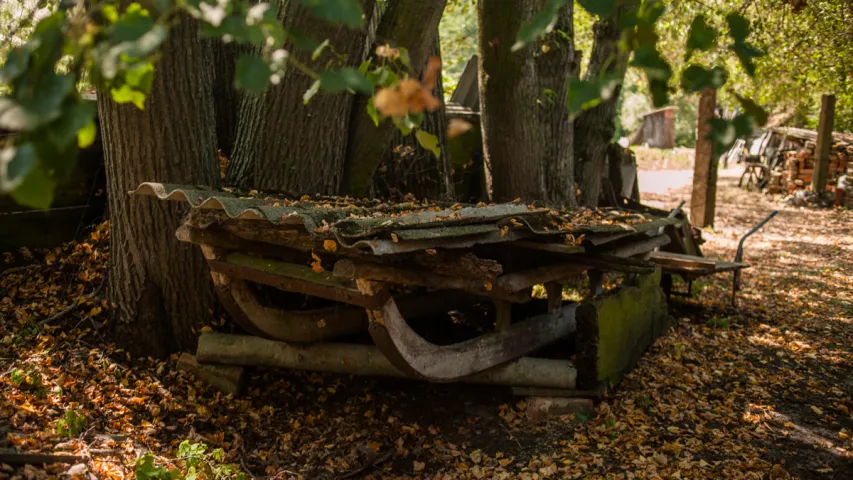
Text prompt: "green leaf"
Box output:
[[312, 39, 330, 60], [235, 54, 271, 95], [286, 28, 321, 52], [48, 101, 97, 150], [319, 68, 372, 94], [10, 165, 56, 209], [111, 84, 147, 109], [512, 0, 568, 51], [0, 47, 32, 83], [0, 74, 74, 130], [366, 97, 380, 126], [648, 78, 670, 108], [120, 25, 168, 60], [685, 15, 717, 60], [397, 47, 411, 68], [113, 4, 154, 43], [680, 65, 728, 92], [415, 130, 441, 159], [294, 0, 364, 28], [730, 41, 762, 77], [303, 79, 321, 104], [125, 61, 155, 93], [0, 143, 37, 192], [735, 95, 769, 127], [578, 0, 616, 18], [631, 44, 672, 81], [78, 120, 97, 148], [565, 74, 621, 117], [726, 13, 750, 43]]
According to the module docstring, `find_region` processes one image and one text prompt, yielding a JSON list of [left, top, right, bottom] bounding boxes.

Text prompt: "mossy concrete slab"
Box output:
[[576, 269, 670, 389]]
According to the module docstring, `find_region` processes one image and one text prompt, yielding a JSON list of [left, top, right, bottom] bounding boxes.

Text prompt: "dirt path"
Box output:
[[2, 168, 852, 479]]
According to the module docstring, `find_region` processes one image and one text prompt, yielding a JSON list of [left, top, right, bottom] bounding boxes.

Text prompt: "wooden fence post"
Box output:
[[691, 88, 718, 228], [812, 94, 836, 194]]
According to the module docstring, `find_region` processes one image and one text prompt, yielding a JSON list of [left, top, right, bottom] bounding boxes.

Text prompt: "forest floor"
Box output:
[[2, 167, 853, 480]]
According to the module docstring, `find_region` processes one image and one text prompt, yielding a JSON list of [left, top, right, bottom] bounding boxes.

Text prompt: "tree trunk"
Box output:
[[342, 0, 448, 197], [477, 0, 542, 203], [97, 13, 218, 358], [573, 8, 632, 208], [690, 87, 718, 228], [373, 36, 454, 200], [536, 2, 580, 208], [226, 0, 377, 194], [210, 41, 244, 157]]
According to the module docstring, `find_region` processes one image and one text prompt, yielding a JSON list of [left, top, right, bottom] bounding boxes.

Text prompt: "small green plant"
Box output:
[[706, 317, 730, 329], [134, 441, 246, 480], [55, 409, 87, 436], [134, 453, 180, 480], [8, 366, 47, 398], [673, 343, 688, 359]]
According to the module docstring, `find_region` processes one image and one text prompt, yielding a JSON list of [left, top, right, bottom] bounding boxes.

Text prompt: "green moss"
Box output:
[[577, 270, 670, 388]]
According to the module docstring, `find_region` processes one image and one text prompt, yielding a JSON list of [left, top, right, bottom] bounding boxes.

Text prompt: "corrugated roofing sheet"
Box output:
[[133, 182, 678, 253]]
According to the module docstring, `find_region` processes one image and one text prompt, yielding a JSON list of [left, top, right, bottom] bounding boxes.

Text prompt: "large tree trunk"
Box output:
[[226, 0, 377, 194], [536, 2, 580, 208], [97, 13, 219, 358], [573, 8, 632, 208], [372, 37, 454, 200], [342, 0, 448, 197], [477, 0, 542, 203], [210, 41, 244, 157]]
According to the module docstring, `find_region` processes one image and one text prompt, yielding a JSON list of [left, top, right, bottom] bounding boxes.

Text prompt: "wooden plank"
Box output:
[[196, 333, 578, 389], [690, 87, 719, 228], [333, 259, 533, 303], [647, 251, 748, 275], [813, 94, 836, 194], [366, 295, 580, 382], [212, 275, 368, 343], [208, 256, 386, 308]]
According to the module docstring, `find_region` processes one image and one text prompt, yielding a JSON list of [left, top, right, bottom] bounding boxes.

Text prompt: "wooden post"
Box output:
[[691, 88, 718, 228], [812, 94, 836, 194]]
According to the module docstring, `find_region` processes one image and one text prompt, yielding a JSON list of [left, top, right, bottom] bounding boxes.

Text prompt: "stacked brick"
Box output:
[[782, 141, 849, 193]]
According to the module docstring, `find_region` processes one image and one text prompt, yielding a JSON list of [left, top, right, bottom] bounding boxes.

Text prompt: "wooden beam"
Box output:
[[333, 259, 532, 303], [690, 87, 718, 228], [367, 296, 579, 381], [208, 254, 387, 308], [812, 94, 836, 194], [197, 333, 578, 389]]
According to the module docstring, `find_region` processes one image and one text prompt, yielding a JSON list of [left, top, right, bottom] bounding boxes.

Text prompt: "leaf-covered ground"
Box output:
[[2, 170, 852, 479]]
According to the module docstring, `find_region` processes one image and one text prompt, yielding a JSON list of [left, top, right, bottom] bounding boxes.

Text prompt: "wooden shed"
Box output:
[[629, 106, 677, 149]]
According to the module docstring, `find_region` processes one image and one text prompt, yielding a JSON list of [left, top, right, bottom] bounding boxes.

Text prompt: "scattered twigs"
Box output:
[[0, 264, 39, 279], [0, 450, 86, 465], [39, 280, 106, 326], [338, 445, 394, 479]]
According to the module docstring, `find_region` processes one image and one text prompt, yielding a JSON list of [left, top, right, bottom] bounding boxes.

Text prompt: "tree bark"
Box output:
[[226, 0, 377, 194], [97, 12, 218, 357], [210, 41, 244, 157], [342, 0, 448, 197], [373, 36, 454, 200], [477, 0, 542, 203], [690, 87, 718, 228], [573, 8, 632, 208], [536, 2, 580, 208]]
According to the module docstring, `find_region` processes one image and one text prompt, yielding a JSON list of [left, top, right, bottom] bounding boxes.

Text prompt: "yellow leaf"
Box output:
[[200, 326, 214, 333], [323, 239, 337, 252], [413, 461, 425, 471], [811, 406, 824, 415], [367, 441, 381, 453], [391, 233, 399, 243]]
